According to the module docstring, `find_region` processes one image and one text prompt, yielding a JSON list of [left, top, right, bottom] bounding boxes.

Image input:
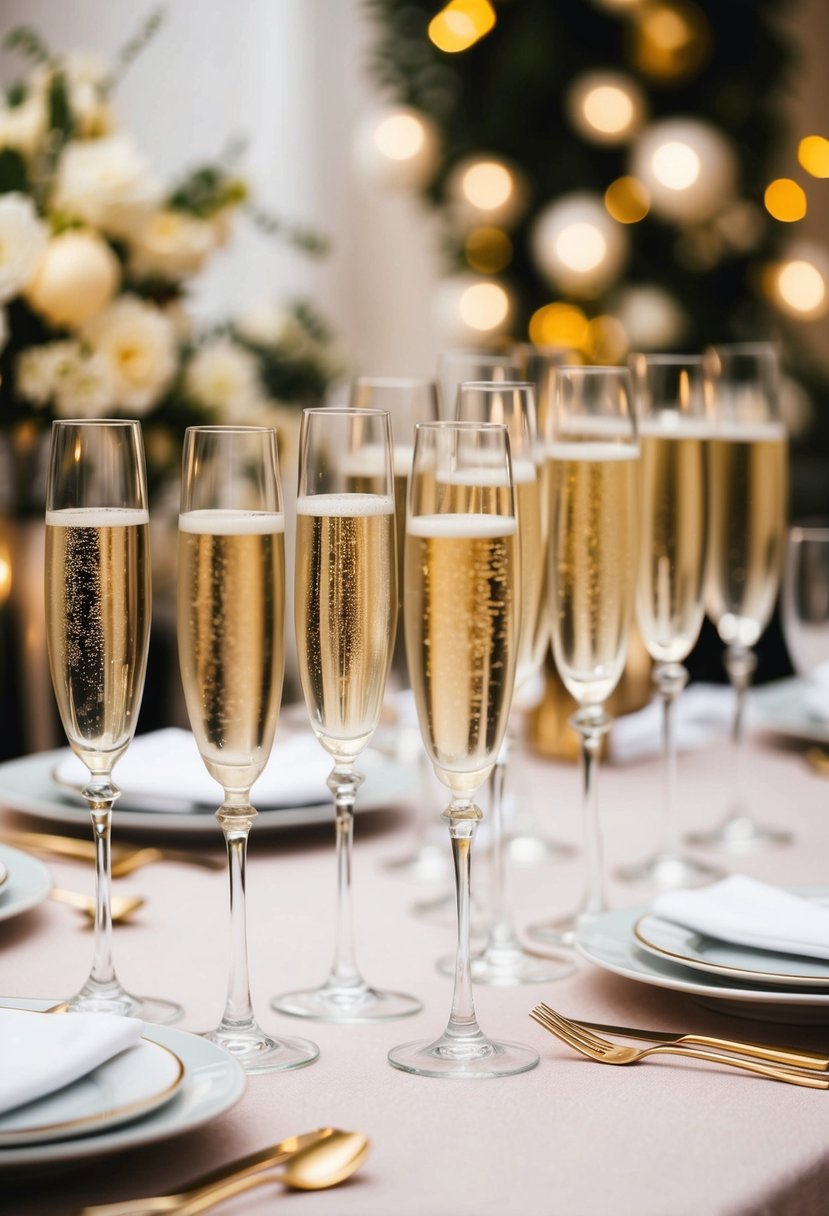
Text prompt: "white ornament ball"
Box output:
[[565, 71, 647, 146], [354, 106, 440, 191], [433, 274, 513, 343], [630, 118, 737, 223], [531, 193, 628, 296], [615, 284, 687, 348], [26, 229, 121, 330]]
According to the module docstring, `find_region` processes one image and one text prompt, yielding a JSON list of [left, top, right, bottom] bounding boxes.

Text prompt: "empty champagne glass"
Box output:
[[783, 523, 829, 676], [617, 354, 723, 889], [437, 349, 519, 418], [177, 425, 318, 1072], [388, 421, 538, 1078], [530, 367, 640, 946], [687, 343, 789, 852], [271, 407, 421, 1022], [45, 419, 180, 1021], [448, 381, 573, 984]]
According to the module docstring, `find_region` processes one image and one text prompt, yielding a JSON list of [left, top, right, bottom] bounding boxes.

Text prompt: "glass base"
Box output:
[[412, 888, 492, 933], [382, 842, 452, 883], [437, 940, 575, 986], [271, 981, 422, 1024], [686, 815, 792, 854], [68, 979, 182, 1025], [203, 1021, 319, 1075], [388, 1031, 538, 1079], [507, 833, 577, 866], [616, 850, 724, 890], [526, 911, 582, 950]]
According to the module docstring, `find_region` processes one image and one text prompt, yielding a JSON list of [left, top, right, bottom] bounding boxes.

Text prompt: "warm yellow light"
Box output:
[[529, 302, 588, 349], [0, 545, 11, 604], [374, 113, 425, 161], [555, 222, 607, 273], [582, 86, 635, 136], [585, 315, 629, 363], [604, 176, 650, 223], [798, 135, 829, 179], [465, 226, 513, 273], [777, 260, 827, 315], [764, 178, 807, 223], [646, 6, 689, 49], [651, 141, 700, 190], [462, 161, 513, 211], [428, 0, 496, 54], [459, 281, 510, 331], [631, 1, 711, 82]]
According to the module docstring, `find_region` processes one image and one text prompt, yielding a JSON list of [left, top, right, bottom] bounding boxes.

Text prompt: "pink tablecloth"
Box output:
[[2, 729, 829, 1216]]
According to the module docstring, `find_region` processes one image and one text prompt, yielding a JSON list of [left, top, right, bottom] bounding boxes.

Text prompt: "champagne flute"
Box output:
[[783, 523, 829, 676], [389, 421, 538, 1078], [437, 349, 519, 418], [533, 367, 640, 945], [688, 343, 789, 852], [448, 381, 573, 984], [45, 419, 180, 1021], [271, 407, 421, 1021], [617, 354, 722, 888], [177, 425, 318, 1072]]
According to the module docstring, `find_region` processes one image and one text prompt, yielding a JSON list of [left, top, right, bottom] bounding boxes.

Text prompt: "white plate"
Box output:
[[0, 846, 52, 923], [575, 891, 829, 1023], [634, 912, 829, 989], [0, 999, 246, 1169], [750, 677, 829, 744], [0, 1037, 184, 1146], [0, 748, 414, 836]]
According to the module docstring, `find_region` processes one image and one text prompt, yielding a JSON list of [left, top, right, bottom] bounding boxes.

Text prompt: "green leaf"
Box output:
[[3, 26, 52, 67], [47, 71, 74, 145], [6, 83, 27, 108], [0, 148, 28, 195]]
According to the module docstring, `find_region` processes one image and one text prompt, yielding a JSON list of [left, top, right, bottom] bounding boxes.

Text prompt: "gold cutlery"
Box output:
[[530, 1005, 829, 1088], [50, 887, 145, 926], [558, 1010, 829, 1071], [77, 1129, 366, 1216], [0, 830, 224, 877], [806, 747, 829, 775]]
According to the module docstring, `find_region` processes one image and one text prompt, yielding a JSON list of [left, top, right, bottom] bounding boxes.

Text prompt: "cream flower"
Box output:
[[0, 192, 48, 303], [0, 92, 47, 157], [53, 135, 162, 239], [185, 337, 263, 418], [235, 300, 292, 347], [129, 210, 217, 281], [26, 229, 120, 330], [15, 340, 82, 406], [64, 52, 115, 138], [53, 351, 117, 419], [83, 296, 177, 414]]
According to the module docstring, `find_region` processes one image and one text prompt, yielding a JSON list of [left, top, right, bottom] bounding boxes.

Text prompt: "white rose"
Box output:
[[64, 52, 115, 138], [0, 192, 48, 303], [129, 210, 217, 281], [15, 340, 82, 406], [83, 295, 178, 414], [185, 337, 263, 418], [53, 351, 117, 418], [26, 229, 121, 330], [235, 300, 292, 347], [0, 92, 47, 157], [53, 135, 162, 239]]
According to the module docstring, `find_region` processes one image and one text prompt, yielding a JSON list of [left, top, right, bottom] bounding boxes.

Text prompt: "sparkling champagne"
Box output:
[[177, 509, 285, 792], [45, 507, 150, 771], [295, 492, 396, 759], [405, 513, 518, 795], [705, 424, 788, 648], [548, 444, 639, 705], [637, 424, 707, 663]]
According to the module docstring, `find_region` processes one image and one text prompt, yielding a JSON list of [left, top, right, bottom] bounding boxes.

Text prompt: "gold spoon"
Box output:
[[49, 887, 144, 926]]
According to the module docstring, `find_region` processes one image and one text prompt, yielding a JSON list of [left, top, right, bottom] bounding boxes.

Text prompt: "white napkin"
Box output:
[[652, 875, 829, 960], [55, 727, 334, 811], [802, 662, 829, 722], [611, 684, 733, 763], [0, 1009, 144, 1116]]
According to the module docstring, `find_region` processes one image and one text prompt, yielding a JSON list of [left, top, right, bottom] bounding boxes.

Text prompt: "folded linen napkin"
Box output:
[[652, 875, 829, 961], [55, 727, 334, 811], [0, 1009, 144, 1116], [611, 684, 733, 763]]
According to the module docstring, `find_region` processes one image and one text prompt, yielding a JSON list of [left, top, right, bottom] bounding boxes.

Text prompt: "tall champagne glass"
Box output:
[[177, 425, 318, 1072], [449, 382, 573, 984], [45, 419, 180, 1021], [617, 355, 723, 889], [271, 407, 421, 1021], [783, 523, 829, 675], [536, 367, 640, 946], [389, 421, 538, 1077], [437, 349, 519, 418], [688, 343, 789, 851]]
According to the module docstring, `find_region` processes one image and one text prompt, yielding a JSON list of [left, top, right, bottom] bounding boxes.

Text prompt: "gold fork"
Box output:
[[529, 1005, 829, 1088]]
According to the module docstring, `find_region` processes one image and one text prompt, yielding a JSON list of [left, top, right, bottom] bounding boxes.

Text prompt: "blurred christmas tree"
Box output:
[[363, 0, 829, 506]]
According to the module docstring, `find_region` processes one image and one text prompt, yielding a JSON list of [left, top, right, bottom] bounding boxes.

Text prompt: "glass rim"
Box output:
[[629, 353, 703, 366], [302, 405, 390, 418], [51, 418, 142, 428], [184, 424, 275, 435], [458, 380, 535, 392], [414, 420, 510, 432], [555, 364, 632, 377], [790, 521, 829, 541]]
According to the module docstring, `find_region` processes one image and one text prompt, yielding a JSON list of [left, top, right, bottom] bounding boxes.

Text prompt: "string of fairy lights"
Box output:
[[358, 0, 829, 359]]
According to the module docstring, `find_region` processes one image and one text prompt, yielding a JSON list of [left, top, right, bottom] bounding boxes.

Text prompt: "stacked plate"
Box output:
[[575, 887, 829, 1024]]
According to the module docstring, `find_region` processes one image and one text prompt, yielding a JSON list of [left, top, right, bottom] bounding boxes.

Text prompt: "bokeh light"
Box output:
[[764, 178, 807, 223], [428, 0, 496, 54], [529, 302, 588, 348], [374, 112, 425, 161], [465, 226, 513, 273], [459, 280, 510, 330], [554, 222, 607, 273], [584, 315, 629, 362], [776, 259, 827, 318], [604, 176, 650, 223], [798, 135, 829, 178], [462, 161, 513, 211], [583, 86, 634, 137], [630, 0, 711, 81], [651, 141, 700, 190]]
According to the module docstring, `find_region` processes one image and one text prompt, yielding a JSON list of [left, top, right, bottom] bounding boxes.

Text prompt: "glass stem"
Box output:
[[327, 764, 365, 989], [487, 733, 514, 950], [724, 645, 757, 823], [83, 779, 118, 990], [572, 707, 611, 921], [216, 798, 256, 1030], [654, 662, 689, 856], [444, 799, 484, 1042]]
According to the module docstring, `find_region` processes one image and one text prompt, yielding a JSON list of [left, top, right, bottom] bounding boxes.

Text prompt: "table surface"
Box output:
[[3, 720, 829, 1216]]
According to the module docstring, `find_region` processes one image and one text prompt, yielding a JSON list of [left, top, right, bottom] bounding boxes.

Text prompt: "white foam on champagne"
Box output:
[[46, 507, 149, 527], [547, 442, 640, 461], [296, 492, 394, 517], [408, 513, 517, 539], [179, 509, 285, 535]]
